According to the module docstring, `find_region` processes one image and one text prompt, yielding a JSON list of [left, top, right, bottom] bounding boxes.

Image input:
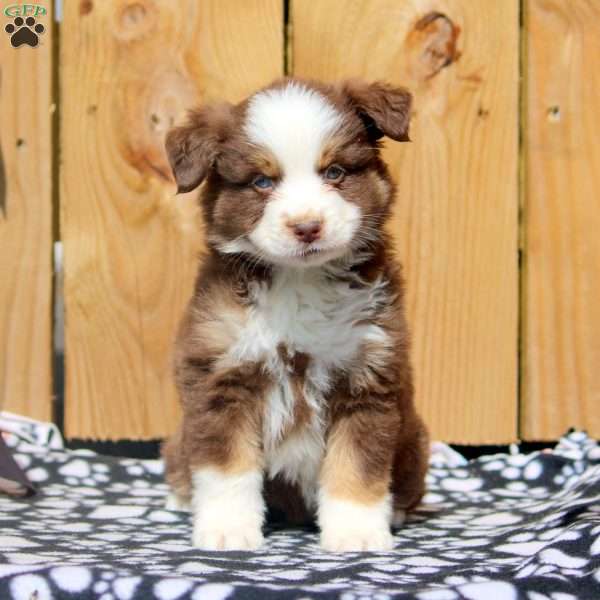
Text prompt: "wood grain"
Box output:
[[61, 0, 283, 439], [292, 0, 520, 443], [523, 0, 600, 439], [0, 6, 53, 420]]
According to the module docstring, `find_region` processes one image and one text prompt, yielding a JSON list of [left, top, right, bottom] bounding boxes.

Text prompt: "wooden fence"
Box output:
[[0, 0, 598, 444]]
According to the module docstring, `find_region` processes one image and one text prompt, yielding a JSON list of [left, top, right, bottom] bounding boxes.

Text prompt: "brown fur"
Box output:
[[264, 476, 312, 525], [162, 77, 428, 528], [276, 345, 313, 437]]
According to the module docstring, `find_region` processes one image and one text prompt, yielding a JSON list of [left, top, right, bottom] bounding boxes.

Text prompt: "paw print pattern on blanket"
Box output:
[[0, 429, 599, 599]]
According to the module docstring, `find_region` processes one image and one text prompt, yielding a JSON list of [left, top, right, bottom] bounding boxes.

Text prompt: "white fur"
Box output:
[[243, 83, 361, 267], [265, 413, 325, 509], [250, 178, 361, 267], [215, 236, 256, 256], [226, 267, 389, 367], [191, 468, 265, 550], [318, 492, 394, 552], [245, 82, 342, 177], [216, 267, 390, 509]]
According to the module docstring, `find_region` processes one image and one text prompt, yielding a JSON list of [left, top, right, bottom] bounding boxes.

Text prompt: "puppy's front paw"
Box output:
[[320, 527, 394, 552], [191, 468, 266, 551], [318, 493, 394, 552], [193, 522, 264, 551]]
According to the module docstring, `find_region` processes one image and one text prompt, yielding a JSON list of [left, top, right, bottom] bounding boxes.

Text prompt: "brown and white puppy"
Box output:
[[162, 78, 429, 552]]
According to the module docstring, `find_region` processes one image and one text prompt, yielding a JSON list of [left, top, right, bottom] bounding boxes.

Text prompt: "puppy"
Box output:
[[162, 78, 429, 552]]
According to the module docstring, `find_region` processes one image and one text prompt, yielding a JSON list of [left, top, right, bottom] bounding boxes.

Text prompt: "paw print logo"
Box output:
[[5, 16, 45, 48]]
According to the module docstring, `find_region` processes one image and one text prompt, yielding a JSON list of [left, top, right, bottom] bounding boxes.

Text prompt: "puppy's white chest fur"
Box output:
[[225, 267, 388, 506]]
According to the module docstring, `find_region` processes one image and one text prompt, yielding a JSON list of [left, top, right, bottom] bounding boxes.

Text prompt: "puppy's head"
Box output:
[[166, 78, 411, 268]]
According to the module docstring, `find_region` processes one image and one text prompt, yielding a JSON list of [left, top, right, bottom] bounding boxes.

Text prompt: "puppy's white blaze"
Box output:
[[191, 468, 265, 550], [318, 492, 394, 552], [245, 82, 342, 175], [245, 83, 359, 264]]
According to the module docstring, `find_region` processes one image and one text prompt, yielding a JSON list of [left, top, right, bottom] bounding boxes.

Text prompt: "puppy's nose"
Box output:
[[291, 220, 322, 244]]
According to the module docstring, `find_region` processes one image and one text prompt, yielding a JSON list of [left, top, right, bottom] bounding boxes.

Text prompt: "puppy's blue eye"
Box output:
[[253, 175, 274, 190], [324, 164, 345, 181]]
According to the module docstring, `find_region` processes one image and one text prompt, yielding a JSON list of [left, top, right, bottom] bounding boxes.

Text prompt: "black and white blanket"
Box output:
[[0, 413, 599, 600]]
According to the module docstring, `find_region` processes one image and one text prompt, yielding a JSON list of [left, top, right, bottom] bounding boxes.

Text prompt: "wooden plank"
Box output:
[[523, 0, 600, 440], [292, 0, 519, 443], [61, 0, 283, 439], [0, 4, 53, 420]]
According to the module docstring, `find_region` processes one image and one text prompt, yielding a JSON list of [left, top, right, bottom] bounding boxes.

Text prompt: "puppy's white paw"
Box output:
[[192, 522, 264, 551], [191, 468, 266, 551], [320, 526, 394, 552], [318, 492, 394, 552]]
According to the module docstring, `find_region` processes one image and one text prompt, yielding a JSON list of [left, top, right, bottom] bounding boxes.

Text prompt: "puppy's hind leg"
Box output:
[[391, 411, 429, 523], [165, 491, 191, 512], [162, 424, 192, 512]]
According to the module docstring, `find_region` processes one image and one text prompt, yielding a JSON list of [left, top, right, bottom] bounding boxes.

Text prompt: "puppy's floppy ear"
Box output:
[[165, 103, 233, 194], [340, 79, 412, 142]]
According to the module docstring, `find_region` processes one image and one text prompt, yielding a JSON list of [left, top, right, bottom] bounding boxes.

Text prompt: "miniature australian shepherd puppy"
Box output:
[[162, 77, 429, 552]]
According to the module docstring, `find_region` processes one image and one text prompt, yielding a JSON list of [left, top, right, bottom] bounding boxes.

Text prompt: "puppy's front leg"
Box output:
[[318, 406, 398, 552], [188, 363, 266, 551]]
